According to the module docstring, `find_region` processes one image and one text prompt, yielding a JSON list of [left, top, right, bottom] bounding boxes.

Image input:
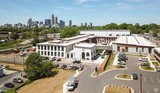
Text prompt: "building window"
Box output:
[[51, 46, 53, 50], [71, 54, 73, 58], [58, 52, 60, 57], [54, 52, 57, 56], [58, 46, 60, 51], [136, 47, 138, 52], [62, 47, 64, 51], [142, 48, 144, 52], [48, 46, 50, 50], [117, 46, 120, 51], [62, 52, 64, 57], [86, 52, 90, 56], [44, 46, 46, 50], [126, 47, 128, 52], [44, 51, 46, 55], [38, 51, 40, 54], [41, 46, 43, 50], [41, 51, 43, 55], [48, 52, 50, 55], [67, 54, 69, 58], [51, 52, 53, 56], [54, 46, 57, 51]]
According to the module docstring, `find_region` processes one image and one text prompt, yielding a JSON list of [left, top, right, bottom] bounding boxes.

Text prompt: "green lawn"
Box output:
[[116, 74, 131, 79], [152, 62, 159, 67], [97, 49, 104, 54]]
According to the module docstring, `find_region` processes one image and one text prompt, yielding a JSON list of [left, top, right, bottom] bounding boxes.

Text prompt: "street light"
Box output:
[[140, 73, 142, 93]]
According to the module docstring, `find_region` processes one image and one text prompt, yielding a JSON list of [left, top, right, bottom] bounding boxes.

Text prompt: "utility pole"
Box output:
[[140, 73, 142, 93]]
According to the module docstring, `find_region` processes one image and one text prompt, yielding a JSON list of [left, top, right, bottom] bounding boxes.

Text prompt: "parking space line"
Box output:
[[143, 75, 146, 82], [150, 77, 154, 83], [157, 78, 160, 84]]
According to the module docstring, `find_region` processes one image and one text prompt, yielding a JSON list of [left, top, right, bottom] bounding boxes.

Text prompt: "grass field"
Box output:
[[0, 62, 24, 71], [17, 69, 75, 93], [152, 62, 160, 67], [104, 85, 131, 93], [141, 66, 155, 71]]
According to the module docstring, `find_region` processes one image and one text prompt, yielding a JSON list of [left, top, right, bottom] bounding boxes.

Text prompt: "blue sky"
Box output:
[[0, 0, 160, 26]]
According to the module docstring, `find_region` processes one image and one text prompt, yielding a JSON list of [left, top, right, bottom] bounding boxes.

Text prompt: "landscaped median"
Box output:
[[115, 74, 132, 80], [139, 66, 155, 72], [103, 85, 133, 93]]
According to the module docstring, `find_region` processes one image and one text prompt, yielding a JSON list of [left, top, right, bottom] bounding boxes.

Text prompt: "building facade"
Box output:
[[154, 48, 160, 62]]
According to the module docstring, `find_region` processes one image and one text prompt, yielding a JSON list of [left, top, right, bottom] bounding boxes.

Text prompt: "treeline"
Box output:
[[0, 23, 159, 39]]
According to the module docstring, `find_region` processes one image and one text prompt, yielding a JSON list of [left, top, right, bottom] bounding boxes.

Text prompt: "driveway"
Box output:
[[68, 56, 160, 93]]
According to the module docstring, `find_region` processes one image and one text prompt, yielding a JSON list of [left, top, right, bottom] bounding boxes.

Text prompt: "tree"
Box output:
[[60, 27, 79, 38], [104, 23, 118, 30], [25, 53, 54, 80], [118, 23, 128, 30], [10, 33, 19, 40]]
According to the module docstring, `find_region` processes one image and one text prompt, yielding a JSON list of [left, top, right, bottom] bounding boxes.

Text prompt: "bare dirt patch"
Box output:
[[17, 69, 75, 93], [0, 62, 24, 71], [104, 85, 132, 93]]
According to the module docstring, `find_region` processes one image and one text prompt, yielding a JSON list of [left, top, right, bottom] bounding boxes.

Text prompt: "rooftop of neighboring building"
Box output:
[[113, 36, 157, 47], [154, 48, 160, 54], [80, 30, 130, 32], [74, 43, 96, 48]]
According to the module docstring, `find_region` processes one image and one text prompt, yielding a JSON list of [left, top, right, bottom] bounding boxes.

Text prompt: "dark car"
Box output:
[[118, 54, 128, 62], [69, 65, 79, 70], [73, 60, 81, 64], [155, 67, 160, 72], [61, 64, 67, 69], [132, 73, 138, 80], [13, 77, 23, 83], [57, 58, 61, 61], [0, 89, 4, 93], [4, 82, 15, 88], [141, 63, 150, 66]]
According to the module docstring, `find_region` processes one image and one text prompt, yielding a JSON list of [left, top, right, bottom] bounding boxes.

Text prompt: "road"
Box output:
[[68, 56, 160, 93]]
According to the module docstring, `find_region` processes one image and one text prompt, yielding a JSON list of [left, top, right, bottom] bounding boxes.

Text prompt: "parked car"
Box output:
[[132, 73, 138, 80], [69, 65, 79, 70], [0, 89, 4, 93], [73, 60, 81, 64], [139, 57, 148, 62], [49, 57, 56, 61], [4, 82, 15, 88], [155, 67, 160, 72], [61, 64, 67, 69], [57, 58, 61, 61], [13, 77, 23, 83], [118, 54, 128, 62], [54, 64, 59, 68], [141, 63, 150, 66], [67, 77, 78, 91], [20, 53, 26, 57]]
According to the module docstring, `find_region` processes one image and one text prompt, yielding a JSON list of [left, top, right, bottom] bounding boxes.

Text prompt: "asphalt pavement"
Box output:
[[68, 56, 160, 93]]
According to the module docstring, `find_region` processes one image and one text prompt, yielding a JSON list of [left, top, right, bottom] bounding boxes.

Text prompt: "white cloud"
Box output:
[[57, 6, 75, 10], [129, 0, 147, 2], [76, 0, 101, 4]]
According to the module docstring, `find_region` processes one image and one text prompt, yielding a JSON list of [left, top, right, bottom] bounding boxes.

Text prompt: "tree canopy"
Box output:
[[25, 53, 54, 80]]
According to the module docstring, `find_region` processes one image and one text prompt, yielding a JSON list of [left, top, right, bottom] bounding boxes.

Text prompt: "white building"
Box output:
[[47, 33, 60, 40], [80, 30, 130, 36], [72, 43, 96, 60], [112, 36, 157, 54]]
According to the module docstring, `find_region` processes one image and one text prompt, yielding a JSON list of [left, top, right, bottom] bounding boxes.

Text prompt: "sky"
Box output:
[[0, 0, 160, 26]]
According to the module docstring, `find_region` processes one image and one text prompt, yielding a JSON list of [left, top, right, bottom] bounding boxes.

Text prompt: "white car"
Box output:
[[139, 57, 148, 62]]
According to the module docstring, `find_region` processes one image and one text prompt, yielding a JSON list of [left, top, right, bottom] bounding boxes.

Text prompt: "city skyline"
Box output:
[[0, 0, 160, 26]]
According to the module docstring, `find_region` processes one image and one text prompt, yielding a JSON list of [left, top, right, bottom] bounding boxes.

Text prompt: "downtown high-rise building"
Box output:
[[51, 14, 54, 25], [84, 23, 87, 26], [59, 20, 65, 28], [89, 22, 93, 27], [54, 16, 58, 25], [45, 19, 51, 27], [27, 18, 32, 28], [69, 20, 72, 27], [81, 23, 83, 26]]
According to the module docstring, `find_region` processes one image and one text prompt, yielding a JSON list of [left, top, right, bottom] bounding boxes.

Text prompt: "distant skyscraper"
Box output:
[[69, 20, 72, 27], [51, 14, 54, 25], [54, 16, 58, 25], [59, 20, 65, 28], [89, 22, 92, 27], [27, 18, 32, 28], [45, 19, 51, 27], [81, 23, 83, 26], [39, 21, 44, 27], [84, 23, 87, 26]]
